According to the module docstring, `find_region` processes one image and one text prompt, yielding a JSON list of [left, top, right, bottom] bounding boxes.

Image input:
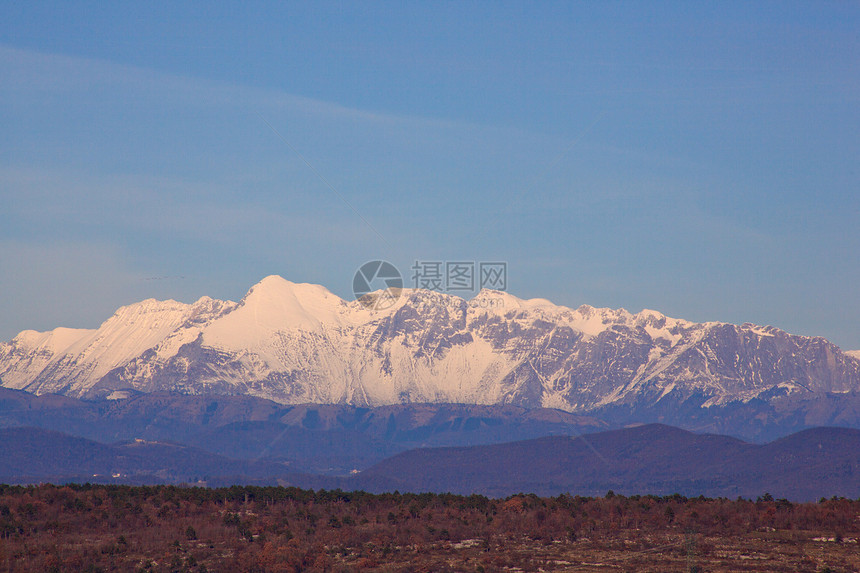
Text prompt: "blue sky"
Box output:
[[1, 2, 858, 349]]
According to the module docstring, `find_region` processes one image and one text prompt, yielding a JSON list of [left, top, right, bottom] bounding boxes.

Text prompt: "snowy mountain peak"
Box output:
[[472, 289, 558, 314], [202, 275, 350, 351], [243, 275, 343, 307], [242, 275, 343, 302], [637, 309, 666, 321], [101, 298, 193, 329], [10, 327, 94, 354]]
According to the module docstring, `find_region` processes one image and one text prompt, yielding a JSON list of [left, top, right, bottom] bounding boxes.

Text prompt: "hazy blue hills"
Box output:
[[2, 415, 858, 501], [357, 424, 860, 501]]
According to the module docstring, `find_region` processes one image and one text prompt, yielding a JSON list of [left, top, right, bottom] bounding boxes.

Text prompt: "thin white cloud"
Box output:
[[0, 44, 500, 134]]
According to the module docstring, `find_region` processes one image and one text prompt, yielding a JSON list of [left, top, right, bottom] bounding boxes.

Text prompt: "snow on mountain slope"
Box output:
[[2, 275, 859, 413], [0, 296, 234, 395], [0, 327, 94, 390], [192, 287, 517, 406], [204, 276, 352, 344]]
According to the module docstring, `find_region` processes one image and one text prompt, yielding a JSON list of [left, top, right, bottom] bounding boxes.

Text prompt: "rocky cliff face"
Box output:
[[2, 275, 859, 415]]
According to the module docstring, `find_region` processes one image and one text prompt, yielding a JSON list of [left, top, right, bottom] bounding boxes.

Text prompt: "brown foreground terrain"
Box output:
[[0, 484, 858, 572]]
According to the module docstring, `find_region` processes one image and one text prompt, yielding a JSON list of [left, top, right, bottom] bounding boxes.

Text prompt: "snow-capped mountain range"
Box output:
[[2, 275, 859, 413]]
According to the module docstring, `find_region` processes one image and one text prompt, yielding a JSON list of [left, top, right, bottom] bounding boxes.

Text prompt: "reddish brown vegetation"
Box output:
[[0, 484, 858, 572]]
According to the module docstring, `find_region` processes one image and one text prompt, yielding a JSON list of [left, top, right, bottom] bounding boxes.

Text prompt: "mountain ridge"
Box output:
[[2, 275, 859, 422]]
